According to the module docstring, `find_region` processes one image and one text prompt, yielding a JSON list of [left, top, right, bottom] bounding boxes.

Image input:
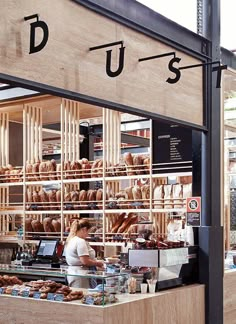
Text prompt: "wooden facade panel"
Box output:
[[0, 1, 203, 126]]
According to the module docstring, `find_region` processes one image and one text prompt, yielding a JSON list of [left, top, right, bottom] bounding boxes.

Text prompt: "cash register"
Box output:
[[30, 239, 60, 268]]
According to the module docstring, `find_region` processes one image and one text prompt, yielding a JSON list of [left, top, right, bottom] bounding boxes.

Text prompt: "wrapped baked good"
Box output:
[[43, 217, 55, 232], [153, 185, 164, 209], [164, 184, 173, 209], [173, 184, 183, 208], [31, 220, 44, 233], [183, 183, 192, 198], [123, 152, 136, 176]]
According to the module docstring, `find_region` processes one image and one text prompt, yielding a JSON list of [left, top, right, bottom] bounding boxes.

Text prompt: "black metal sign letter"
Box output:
[[24, 14, 49, 54], [166, 57, 181, 84], [106, 46, 125, 78]]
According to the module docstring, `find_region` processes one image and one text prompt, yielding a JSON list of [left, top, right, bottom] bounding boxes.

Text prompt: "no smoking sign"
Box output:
[[186, 197, 201, 227]]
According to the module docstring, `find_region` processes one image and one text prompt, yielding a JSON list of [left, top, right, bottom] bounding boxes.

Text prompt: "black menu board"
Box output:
[[154, 123, 192, 173]]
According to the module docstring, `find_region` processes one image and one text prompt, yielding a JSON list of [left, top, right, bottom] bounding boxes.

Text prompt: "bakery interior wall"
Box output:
[[0, 84, 193, 265]]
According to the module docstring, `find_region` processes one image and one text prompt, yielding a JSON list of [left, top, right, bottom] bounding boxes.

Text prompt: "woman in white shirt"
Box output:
[[65, 219, 104, 288]]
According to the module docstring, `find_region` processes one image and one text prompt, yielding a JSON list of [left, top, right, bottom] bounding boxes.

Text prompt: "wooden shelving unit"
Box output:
[[0, 95, 192, 245]]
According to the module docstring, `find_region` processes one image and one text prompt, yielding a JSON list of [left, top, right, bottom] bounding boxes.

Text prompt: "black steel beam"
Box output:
[[199, 1, 223, 324], [221, 47, 236, 70], [74, 0, 210, 59]]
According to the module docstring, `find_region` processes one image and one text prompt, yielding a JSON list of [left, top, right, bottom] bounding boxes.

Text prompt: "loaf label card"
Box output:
[[54, 294, 64, 301], [21, 290, 30, 298], [47, 293, 55, 301], [11, 289, 19, 296], [33, 292, 41, 299], [0, 288, 5, 294]]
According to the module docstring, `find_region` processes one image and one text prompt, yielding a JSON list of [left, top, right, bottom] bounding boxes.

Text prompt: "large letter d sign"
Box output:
[[24, 14, 49, 54]]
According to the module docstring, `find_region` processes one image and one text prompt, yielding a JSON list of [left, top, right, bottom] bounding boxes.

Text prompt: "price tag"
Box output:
[[11, 289, 19, 296], [0, 288, 5, 294], [88, 202, 97, 209], [21, 290, 30, 298], [85, 296, 94, 305], [54, 294, 64, 302], [33, 292, 41, 299], [47, 293, 55, 301], [130, 202, 143, 207]]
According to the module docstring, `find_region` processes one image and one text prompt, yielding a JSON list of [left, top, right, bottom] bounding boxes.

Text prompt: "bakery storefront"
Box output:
[[0, 1, 224, 324]]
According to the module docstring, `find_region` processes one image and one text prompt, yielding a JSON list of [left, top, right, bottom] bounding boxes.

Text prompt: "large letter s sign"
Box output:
[[166, 57, 181, 84]]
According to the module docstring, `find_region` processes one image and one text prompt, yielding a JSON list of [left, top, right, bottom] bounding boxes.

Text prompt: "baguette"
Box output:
[[39, 189, 49, 210], [32, 162, 40, 181], [48, 190, 57, 210], [48, 159, 57, 181], [110, 213, 127, 233], [52, 219, 61, 233], [79, 190, 87, 209], [26, 162, 33, 181], [25, 218, 33, 232], [117, 213, 137, 233], [39, 162, 49, 181]]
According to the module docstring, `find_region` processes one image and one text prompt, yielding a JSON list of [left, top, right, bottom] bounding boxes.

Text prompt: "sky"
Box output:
[[137, 0, 236, 51]]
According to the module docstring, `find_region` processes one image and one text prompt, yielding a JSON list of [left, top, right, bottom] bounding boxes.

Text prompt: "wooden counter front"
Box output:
[[224, 270, 236, 324], [0, 284, 204, 324]]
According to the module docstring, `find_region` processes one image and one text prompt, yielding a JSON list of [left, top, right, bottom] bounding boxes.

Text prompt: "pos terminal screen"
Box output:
[[36, 240, 58, 258]]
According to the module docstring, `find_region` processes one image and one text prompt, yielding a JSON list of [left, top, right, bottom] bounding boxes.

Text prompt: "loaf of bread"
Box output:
[[39, 162, 49, 181], [87, 190, 97, 208], [123, 152, 136, 176], [91, 159, 100, 178], [133, 155, 143, 175], [32, 191, 40, 210], [26, 162, 33, 181], [31, 162, 40, 181], [71, 161, 82, 179], [43, 217, 55, 232], [114, 163, 126, 177], [111, 213, 127, 233], [97, 160, 103, 178], [56, 164, 62, 180], [52, 219, 61, 232], [124, 214, 138, 233], [48, 190, 57, 210], [117, 213, 137, 233], [64, 161, 72, 179], [31, 220, 44, 233], [39, 189, 49, 210], [25, 218, 33, 232], [96, 188, 103, 209], [141, 184, 150, 208], [81, 162, 91, 178], [48, 159, 57, 181], [71, 190, 80, 209], [79, 190, 87, 209], [125, 186, 133, 208], [143, 157, 150, 174]]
